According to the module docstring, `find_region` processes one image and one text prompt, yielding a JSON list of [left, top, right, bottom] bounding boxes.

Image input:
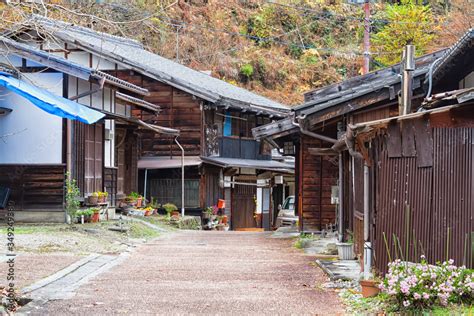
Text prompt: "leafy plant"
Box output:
[[163, 203, 178, 215], [371, 0, 438, 66], [294, 233, 317, 249], [346, 229, 354, 244], [128, 192, 141, 199], [204, 206, 214, 216], [65, 172, 80, 224], [240, 63, 254, 79], [76, 209, 93, 217], [177, 216, 201, 230]]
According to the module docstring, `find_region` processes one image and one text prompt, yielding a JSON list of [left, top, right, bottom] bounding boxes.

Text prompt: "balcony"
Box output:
[[216, 137, 271, 160]]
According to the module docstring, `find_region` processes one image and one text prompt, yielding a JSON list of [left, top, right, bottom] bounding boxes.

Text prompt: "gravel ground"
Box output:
[[1, 253, 82, 290], [34, 231, 344, 315]]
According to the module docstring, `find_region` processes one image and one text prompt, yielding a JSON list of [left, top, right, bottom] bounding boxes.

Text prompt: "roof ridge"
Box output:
[[30, 14, 143, 49], [30, 16, 289, 112]]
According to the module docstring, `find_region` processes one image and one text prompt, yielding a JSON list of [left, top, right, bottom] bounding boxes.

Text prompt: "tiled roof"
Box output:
[[30, 16, 289, 114]]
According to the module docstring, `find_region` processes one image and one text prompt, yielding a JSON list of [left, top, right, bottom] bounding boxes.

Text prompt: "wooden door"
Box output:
[[84, 123, 103, 196], [232, 182, 257, 229]]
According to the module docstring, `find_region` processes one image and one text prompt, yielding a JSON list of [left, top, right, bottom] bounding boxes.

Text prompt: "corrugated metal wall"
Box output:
[[373, 126, 474, 273], [431, 128, 473, 267]]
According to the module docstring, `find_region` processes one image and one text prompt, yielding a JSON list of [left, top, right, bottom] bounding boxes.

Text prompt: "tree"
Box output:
[[371, 0, 438, 67]]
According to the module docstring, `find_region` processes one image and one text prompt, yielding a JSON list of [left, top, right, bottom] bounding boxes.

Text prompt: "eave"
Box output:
[[116, 91, 160, 113]]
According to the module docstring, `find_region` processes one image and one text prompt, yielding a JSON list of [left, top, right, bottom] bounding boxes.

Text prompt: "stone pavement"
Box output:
[[22, 231, 344, 315]]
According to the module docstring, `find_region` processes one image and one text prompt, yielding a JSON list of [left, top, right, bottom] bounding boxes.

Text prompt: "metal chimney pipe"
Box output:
[[401, 45, 415, 115]]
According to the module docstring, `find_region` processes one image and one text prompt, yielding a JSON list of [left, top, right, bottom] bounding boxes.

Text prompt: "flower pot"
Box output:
[[92, 212, 100, 223], [360, 280, 380, 298], [171, 210, 180, 217], [254, 213, 262, 227], [217, 199, 226, 209], [336, 242, 355, 260], [220, 215, 228, 225], [88, 195, 98, 205], [136, 198, 143, 208], [202, 212, 210, 219], [144, 210, 151, 216]]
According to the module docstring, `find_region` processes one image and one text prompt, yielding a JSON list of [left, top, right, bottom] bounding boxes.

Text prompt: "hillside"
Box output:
[[0, 0, 472, 105]]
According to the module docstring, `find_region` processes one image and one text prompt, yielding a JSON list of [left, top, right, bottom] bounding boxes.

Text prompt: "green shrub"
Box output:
[[294, 233, 317, 249], [177, 216, 201, 230], [65, 172, 80, 223], [240, 63, 254, 78]]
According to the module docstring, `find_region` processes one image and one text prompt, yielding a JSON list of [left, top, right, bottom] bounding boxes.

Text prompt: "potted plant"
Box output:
[[127, 192, 140, 206], [202, 207, 213, 219], [76, 209, 85, 224], [336, 230, 355, 260], [163, 203, 178, 217], [97, 191, 108, 203], [87, 192, 99, 205], [91, 208, 100, 223], [85, 208, 94, 222], [136, 195, 143, 208], [143, 206, 154, 216]]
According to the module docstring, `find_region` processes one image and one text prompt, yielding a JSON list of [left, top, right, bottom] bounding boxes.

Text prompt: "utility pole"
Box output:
[[363, 0, 370, 75], [400, 44, 415, 115]]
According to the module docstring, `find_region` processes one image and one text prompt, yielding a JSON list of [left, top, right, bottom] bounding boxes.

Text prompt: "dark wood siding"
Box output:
[[112, 70, 202, 157], [201, 165, 223, 208], [104, 167, 117, 206], [300, 135, 339, 231], [124, 130, 138, 194], [0, 165, 65, 211]]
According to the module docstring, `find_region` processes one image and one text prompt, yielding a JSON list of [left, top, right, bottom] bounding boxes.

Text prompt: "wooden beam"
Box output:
[[308, 147, 338, 156]]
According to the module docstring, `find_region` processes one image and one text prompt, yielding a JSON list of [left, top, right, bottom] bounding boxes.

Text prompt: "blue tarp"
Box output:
[[0, 73, 105, 124]]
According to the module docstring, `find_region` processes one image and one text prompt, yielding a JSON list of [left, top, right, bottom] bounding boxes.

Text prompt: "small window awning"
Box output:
[[201, 156, 294, 174], [138, 156, 202, 169], [0, 73, 105, 124]]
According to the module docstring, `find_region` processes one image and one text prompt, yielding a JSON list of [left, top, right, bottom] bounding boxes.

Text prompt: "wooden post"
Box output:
[[363, 0, 371, 75]]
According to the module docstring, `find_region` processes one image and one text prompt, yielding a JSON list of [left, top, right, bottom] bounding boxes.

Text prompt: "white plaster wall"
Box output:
[[460, 71, 474, 89], [0, 73, 63, 164], [104, 119, 115, 167]]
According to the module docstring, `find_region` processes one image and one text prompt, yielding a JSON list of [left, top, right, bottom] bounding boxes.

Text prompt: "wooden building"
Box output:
[[0, 29, 176, 222], [25, 16, 293, 230], [254, 29, 473, 273]]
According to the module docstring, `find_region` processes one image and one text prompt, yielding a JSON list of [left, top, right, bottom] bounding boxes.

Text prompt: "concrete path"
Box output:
[[22, 253, 128, 301], [24, 231, 344, 315]]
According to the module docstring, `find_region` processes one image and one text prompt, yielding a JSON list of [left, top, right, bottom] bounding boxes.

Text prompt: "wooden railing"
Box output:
[[217, 137, 271, 160]]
